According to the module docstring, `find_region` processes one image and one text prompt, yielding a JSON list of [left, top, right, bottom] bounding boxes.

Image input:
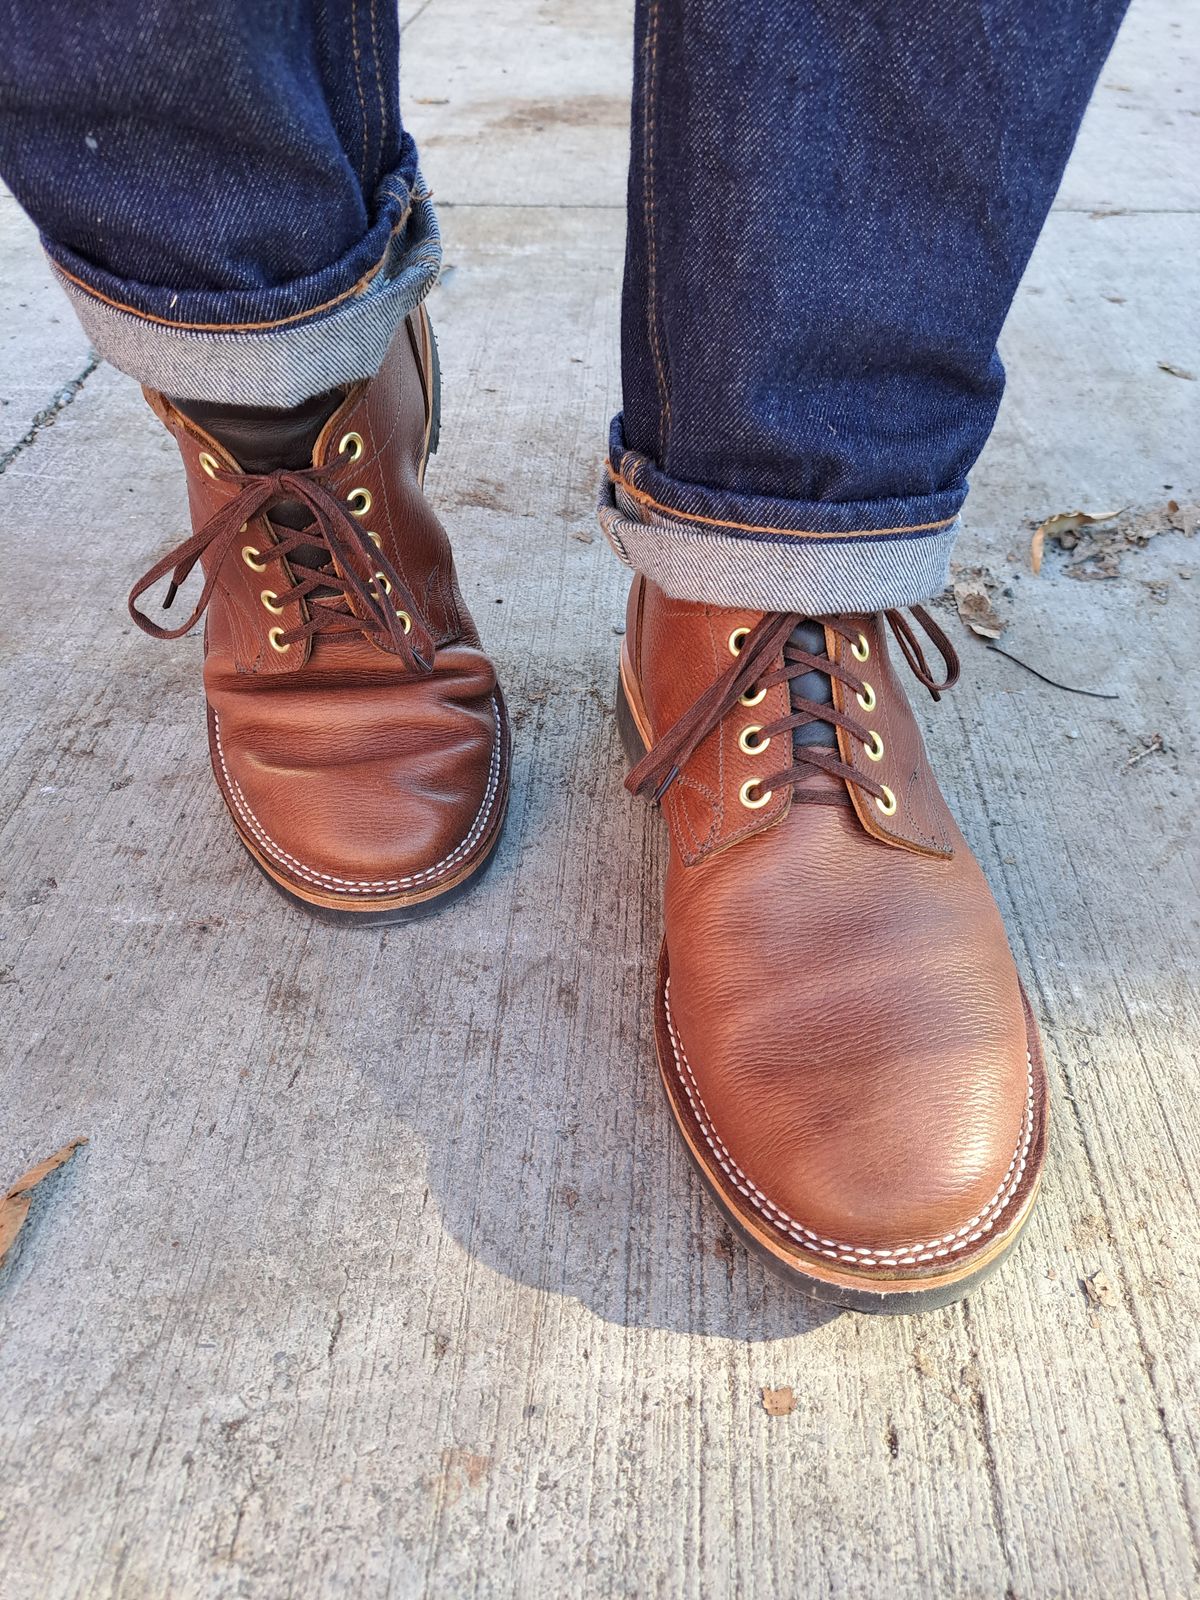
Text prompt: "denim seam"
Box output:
[[50, 232, 404, 334], [350, 1, 370, 185], [610, 464, 958, 540], [643, 0, 672, 454], [370, 0, 388, 154]]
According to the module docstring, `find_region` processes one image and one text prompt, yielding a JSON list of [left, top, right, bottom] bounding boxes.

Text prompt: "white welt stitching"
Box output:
[[663, 977, 1034, 1268], [211, 696, 503, 896]]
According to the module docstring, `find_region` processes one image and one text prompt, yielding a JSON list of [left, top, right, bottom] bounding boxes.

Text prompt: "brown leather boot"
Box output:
[[129, 309, 510, 920], [618, 577, 1047, 1311]]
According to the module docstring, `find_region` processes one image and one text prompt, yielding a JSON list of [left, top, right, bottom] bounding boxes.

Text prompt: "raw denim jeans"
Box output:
[[0, 0, 1129, 613]]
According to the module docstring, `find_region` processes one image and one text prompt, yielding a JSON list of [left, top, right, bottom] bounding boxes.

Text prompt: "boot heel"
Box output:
[[615, 671, 649, 768]]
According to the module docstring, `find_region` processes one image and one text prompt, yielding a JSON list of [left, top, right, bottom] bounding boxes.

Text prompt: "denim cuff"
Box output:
[[48, 179, 441, 406], [600, 427, 962, 614]]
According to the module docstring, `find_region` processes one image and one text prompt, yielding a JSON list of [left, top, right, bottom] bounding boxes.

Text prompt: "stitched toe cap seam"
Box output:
[[663, 976, 1034, 1269], [212, 697, 503, 896]]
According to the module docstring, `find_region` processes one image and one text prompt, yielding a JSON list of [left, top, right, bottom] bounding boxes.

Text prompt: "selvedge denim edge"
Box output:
[[598, 475, 959, 615], [49, 187, 441, 407]]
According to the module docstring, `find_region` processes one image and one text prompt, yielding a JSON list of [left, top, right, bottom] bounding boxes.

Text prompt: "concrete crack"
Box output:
[[0, 353, 100, 475]]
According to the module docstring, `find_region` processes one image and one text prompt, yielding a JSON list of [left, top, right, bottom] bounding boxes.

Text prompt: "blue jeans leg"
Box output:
[[601, 0, 1131, 612], [0, 0, 439, 405]]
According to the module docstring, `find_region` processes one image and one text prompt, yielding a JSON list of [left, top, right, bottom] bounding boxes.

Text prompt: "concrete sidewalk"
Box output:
[[1, 3, 1198, 1596]]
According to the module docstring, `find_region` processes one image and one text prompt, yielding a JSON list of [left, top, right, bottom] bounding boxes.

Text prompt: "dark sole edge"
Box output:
[[617, 667, 1043, 1314]]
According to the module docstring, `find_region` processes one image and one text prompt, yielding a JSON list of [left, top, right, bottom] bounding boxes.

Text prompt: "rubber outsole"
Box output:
[[615, 662, 1045, 1314]]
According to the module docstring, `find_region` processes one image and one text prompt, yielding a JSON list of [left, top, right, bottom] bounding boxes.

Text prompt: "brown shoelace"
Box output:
[[128, 465, 433, 670], [627, 607, 958, 808]]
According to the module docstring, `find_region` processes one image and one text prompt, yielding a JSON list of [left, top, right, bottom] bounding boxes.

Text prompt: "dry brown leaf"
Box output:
[[0, 1137, 88, 1267], [1166, 500, 1200, 537], [952, 575, 1006, 639], [1066, 550, 1123, 581], [1030, 523, 1046, 574], [761, 1386, 796, 1417], [1083, 1270, 1116, 1308], [1158, 361, 1196, 381], [1034, 508, 1124, 555], [0, 1194, 33, 1264]]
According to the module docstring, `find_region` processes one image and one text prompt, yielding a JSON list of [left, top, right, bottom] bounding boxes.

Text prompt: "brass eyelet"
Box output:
[[856, 681, 877, 713], [739, 685, 767, 708], [396, 609, 413, 635], [875, 784, 897, 816], [739, 778, 773, 810], [728, 626, 750, 656], [367, 531, 383, 549], [260, 590, 284, 616], [339, 431, 364, 462], [738, 725, 770, 755], [268, 626, 290, 654], [864, 730, 884, 762], [198, 451, 220, 479], [373, 571, 393, 596], [242, 545, 267, 573], [851, 632, 870, 663], [347, 487, 372, 517]]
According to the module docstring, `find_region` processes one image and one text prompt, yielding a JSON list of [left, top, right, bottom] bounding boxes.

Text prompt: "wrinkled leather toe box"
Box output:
[[660, 804, 1045, 1277], [206, 643, 506, 907]]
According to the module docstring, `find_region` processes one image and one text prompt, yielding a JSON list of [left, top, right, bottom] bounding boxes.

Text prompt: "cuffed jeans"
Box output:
[[0, 0, 1129, 614]]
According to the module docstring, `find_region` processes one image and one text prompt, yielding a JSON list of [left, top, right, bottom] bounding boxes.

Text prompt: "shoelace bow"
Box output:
[[626, 606, 959, 808], [128, 464, 433, 669]]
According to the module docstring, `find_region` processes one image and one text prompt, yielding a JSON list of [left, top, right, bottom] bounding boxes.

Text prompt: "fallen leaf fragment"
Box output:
[[1066, 549, 1122, 581], [1158, 362, 1196, 381], [1166, 501, 1200, 537], [761, 1386, 796, 1417], [952, 573, 1006, 638], [1083, 1270, 1116, 1308], [1032, 507, 1124, 565], [0, 1137, 88, 1267], [1030, 525, 1045, 575]]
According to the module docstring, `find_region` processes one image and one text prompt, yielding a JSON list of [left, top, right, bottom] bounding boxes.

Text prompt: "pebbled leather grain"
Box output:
[[139, 310, 510, 915], [623, 575, 1047, 1283]]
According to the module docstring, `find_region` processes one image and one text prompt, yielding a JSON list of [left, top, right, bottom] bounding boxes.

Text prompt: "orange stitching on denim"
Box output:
[[643, 0, 672, 450], [52, 234, 402, 333], [608, 463, 958, 539]]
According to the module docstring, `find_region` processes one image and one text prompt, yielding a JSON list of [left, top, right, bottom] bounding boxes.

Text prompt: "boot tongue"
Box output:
[[172, 389, 348, 587], [172, 389, 342, 477], [788, 621, 837, 752]]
